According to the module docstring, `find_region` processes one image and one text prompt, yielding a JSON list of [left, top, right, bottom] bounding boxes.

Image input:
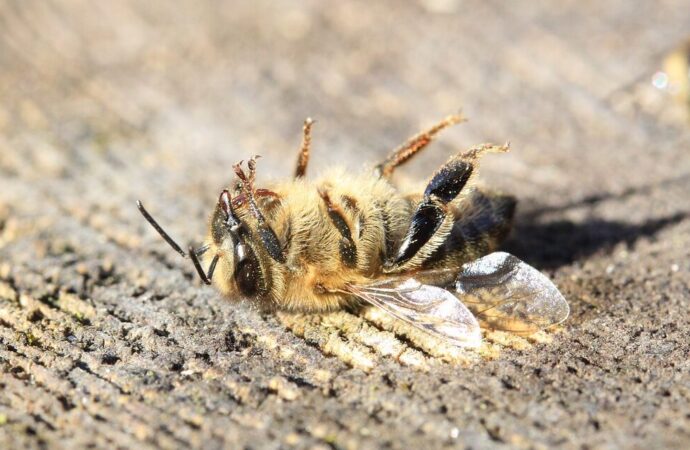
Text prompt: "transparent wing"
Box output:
[[454, 252, 569, 334], [346, 279, 482, 348]]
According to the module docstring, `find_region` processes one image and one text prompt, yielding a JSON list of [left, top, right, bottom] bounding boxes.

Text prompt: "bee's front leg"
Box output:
[[233, 158, 287, 264]]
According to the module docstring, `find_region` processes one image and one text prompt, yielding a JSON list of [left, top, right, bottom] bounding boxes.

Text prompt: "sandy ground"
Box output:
[[1, 1, 689, 449]]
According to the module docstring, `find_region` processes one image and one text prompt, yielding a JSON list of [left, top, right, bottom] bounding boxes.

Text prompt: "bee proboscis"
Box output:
[[138, 114, 569, 347]]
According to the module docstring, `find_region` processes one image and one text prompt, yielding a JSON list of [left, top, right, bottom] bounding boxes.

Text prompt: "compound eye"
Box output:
[[235, 241, 247, 263], [233, 244, 264, 298]]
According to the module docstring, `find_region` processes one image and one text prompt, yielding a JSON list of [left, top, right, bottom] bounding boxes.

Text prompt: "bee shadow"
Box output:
[[503, 175, 690, 270], [504, 213, 686, 270]]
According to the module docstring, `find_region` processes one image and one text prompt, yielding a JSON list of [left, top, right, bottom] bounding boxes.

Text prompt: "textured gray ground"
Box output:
[[1, 1, 690, 449]]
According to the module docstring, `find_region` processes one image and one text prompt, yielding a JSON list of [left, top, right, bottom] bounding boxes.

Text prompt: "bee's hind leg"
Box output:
[[384, 143, 509, 271], [375, 113, 465, 179], [294, 118, 314, 179], [233, 158, 287, 263]]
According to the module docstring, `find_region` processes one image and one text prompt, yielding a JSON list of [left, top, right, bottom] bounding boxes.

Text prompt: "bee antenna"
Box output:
[[137, 200, 187, 257], [138, 201, 218, 285]]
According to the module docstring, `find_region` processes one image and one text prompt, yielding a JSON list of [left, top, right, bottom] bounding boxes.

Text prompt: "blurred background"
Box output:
[[1, 1, 689, 449]]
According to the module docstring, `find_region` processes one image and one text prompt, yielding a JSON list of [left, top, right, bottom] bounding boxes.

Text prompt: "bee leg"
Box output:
[[318, 188, 358, 268], [375, 113, 465, 178], [294, 118, 314, 179], [384, 143, 509, 270], [231, 189, 281, 209], [233, 158, 287, 263], [420, 190, 518, 269]]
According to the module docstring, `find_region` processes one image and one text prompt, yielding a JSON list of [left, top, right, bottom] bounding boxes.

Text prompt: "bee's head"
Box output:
[[207, 189, 266, 299], [136, 186, 267, 300]]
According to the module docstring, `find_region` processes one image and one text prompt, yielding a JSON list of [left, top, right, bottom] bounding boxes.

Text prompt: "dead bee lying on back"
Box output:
[[138, 114, 569, 347]]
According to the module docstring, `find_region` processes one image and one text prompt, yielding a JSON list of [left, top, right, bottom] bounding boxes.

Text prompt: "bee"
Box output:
[[137, 114, 569, 347]]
